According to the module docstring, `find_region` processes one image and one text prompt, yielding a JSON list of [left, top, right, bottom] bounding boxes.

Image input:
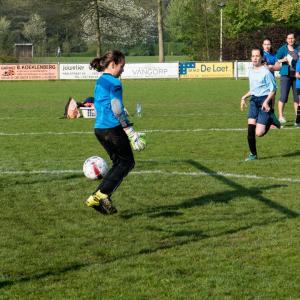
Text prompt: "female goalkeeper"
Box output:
[[240, 48, 280, 161], [85, 50, 145, 214]]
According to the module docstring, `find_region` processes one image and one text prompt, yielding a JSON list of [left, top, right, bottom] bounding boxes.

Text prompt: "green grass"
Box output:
[[32, 55, 190, 64], [0, 79, 300, 299]]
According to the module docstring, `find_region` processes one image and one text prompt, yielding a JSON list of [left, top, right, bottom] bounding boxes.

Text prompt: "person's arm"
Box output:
[[261, 90, 275, 112], [110, 84, 146, 151], [111, 97, 146, 151], [111, 97, 131, 128], [262, 72, 276, 111], [240, 91, 251, 111], [276, 46, 289, 64], [110, 83, 131, 127], [268, 61, 282, 72], [277, 57, 288, 64]]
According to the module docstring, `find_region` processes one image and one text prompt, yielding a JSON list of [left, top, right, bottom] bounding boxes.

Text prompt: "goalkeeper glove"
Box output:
[[124, 127, 146, 151]]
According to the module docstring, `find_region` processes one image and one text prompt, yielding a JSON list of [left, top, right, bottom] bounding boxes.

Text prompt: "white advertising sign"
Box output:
[[236, 61, 251, 78], [59, 64, 101, 80], [121, 63, 179, 79], [235, 61, 280, 78]]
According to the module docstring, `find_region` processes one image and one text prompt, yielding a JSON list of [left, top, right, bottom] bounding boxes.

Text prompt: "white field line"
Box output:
[[0, 168, 300, 183], [0, 127, 298, 136], [0, 113, 234, 119], [0, 131, 94, 136]]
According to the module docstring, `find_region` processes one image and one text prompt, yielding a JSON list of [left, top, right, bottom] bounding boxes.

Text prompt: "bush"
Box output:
[[0, 56, 18, 63]]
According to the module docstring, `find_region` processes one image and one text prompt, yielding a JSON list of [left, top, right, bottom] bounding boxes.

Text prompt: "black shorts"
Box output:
[[94, 125, 135, 195], [95, 125, 134, 165]]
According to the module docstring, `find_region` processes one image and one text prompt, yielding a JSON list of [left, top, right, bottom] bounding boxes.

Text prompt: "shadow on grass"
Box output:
[[187, 160, 299, 218], [260, 150, 300, 160], [138, 215, 288, 254], [282, 150, 300, 158], [121, 159, 298, 221], [120, 185, 290, 220], [0, 216, 291, 290], [1, 161, 299, 289], [3, 174, 83, 187], [0, 263, 88, 289]]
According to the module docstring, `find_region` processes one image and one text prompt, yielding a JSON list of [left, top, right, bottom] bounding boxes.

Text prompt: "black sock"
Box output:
[[262, 118, 272, 136], [296, 106, 300, 124], [247, 124, 257, 156]]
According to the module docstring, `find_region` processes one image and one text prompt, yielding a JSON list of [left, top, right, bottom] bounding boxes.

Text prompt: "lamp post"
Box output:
[[218, 2, 225, 62]]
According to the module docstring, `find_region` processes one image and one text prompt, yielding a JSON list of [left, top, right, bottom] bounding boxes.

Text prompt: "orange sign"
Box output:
[[0, 64, 58, 80]]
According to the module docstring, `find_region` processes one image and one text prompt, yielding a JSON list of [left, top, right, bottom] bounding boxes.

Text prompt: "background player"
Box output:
[[276, 33, 300, 124], [262, 38, 281, 109]]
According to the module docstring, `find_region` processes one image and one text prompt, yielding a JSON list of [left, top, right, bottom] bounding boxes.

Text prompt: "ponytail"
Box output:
[[90, 50, 125, 72]]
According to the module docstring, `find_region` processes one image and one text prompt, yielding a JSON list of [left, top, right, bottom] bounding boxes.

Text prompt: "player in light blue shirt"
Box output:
[[248, 64, 277, 97], [85, 50, 145, 214], [240, 48, 280, 161]]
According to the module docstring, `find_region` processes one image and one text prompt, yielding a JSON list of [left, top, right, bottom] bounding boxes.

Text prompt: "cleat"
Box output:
[[279, 116, 286, 124], [93, 198, 118, 215], [294, 123, 300, 127], [85, 191, 117, 215], [85, 190, 108, 207], [245, 153, 258, 161], [269, 111, 281, 129]]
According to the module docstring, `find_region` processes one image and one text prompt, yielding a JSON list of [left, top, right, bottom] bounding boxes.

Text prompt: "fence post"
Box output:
[[234, 60, 238, 80]]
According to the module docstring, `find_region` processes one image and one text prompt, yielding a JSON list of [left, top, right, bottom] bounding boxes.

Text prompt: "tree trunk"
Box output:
[[94, 0, 101, 57], [157, 0, 164, 62]]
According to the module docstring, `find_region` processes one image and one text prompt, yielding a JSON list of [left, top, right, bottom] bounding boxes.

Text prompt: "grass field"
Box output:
[[0, 78, 300, 299]]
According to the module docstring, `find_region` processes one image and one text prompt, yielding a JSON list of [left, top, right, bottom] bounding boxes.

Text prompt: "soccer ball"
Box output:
[[83, 156, 109, 180]]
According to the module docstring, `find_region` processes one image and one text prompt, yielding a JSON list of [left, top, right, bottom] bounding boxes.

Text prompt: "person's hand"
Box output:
[[262, 101, 270, 112], [278, 57, 288, 63], [124, 127, 146, 151], [240, 97, 247, 111]]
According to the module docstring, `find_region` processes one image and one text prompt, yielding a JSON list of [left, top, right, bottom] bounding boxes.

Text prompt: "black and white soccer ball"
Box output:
[[83, 156, 108, 180]]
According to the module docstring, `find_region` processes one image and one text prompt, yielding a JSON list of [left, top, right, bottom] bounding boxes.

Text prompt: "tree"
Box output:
[[0, 16, 11, 55], [0, 0, 33, 50], [256, 0, 300, 25], [223, 0, 272, 39], [30, 0, 87, 55], [23, 13, 46, 55], [222, 0, 300, 60], [165, 0, 219, 60], [81, 0, 156, 56], [157, 0, 164, 62]]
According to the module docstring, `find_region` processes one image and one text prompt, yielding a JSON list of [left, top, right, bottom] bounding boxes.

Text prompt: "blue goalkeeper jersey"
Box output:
[[94, 73, 125, 129], [263, 51, 277, 66]]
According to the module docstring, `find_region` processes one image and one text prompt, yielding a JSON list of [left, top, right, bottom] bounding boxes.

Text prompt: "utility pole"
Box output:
[[218, 2, 225, 62]]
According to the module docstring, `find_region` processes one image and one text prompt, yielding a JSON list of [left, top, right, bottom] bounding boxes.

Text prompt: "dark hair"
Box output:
[[252, 48, 264, 57], [90, 50, 125, 72], [286, 32, 296, 38], [262, 38, 274, 54]]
